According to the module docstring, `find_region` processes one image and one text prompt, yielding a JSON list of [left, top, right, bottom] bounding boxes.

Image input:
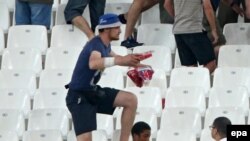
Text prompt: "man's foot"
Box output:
[[118, 14, 127, 24], [121, 36, 144, 48]]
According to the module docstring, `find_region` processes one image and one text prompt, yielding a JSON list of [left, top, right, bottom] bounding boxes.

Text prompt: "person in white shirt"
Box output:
[[210, 117, 232, 141]]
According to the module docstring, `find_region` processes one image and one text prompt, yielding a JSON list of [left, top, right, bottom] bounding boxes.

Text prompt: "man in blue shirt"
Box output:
[[66, 13, 143, 141]]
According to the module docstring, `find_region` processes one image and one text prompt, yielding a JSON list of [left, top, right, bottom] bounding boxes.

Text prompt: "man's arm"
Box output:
[[164, 0, 175, 17], [203, 0, 218, 44], [222, 0, 244, 16], [246, 0, 250, 18], [89, 51, 141, 70]]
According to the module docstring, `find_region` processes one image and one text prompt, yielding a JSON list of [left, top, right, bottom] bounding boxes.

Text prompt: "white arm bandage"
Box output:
[[104, 57, 115, 67]]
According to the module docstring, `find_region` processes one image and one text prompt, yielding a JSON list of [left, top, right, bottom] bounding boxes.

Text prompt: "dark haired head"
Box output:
[[131, 121, 151, 137], [212, 116, 232, 136]]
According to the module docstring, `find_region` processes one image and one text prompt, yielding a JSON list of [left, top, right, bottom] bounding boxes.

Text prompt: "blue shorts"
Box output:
[[15, 0, 52, 29], [174, 32, 216, 66], [66, 85, 119, 136]]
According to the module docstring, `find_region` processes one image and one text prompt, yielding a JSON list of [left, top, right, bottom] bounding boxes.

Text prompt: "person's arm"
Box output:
[[203, 0, 218, 44], [246, 0, 250, 18], [89, 51, 141, 70], [164, 0, 175, 17], [222, 0, 244, 16]]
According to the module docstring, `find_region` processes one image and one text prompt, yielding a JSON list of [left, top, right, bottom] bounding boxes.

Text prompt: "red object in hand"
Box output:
[[138, 51, 153, 61], [137, 66, 154, 81], [127, 68, 143, 87]]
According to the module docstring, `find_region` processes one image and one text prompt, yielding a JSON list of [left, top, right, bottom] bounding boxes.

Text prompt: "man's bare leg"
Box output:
[[72, 16, 95, 39], [204, 60, 217, 74], [76, 132, 92, 141], [113, 91, 138, 141]]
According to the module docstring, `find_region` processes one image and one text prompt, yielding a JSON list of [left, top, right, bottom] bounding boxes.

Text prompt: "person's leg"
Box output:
[[29, 3, 52, 29], [89, 0, 106, 32], [64, 0, 94, 39], [242, 0, 250, 22], [113, 91, 137, 141], [15, 0, 31, 25], [76, 133, 92, 141]]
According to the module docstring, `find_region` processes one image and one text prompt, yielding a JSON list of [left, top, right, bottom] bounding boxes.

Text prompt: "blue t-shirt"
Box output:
[[68, 36, 111, 91]]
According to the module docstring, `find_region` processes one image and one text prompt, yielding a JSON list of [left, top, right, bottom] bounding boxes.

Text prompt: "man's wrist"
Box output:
[[230, 0, 236, 7]]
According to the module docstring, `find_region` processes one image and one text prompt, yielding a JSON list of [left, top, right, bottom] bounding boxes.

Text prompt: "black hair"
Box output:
[[213, 116, 232, 136], [131, 121, 151, 137], [98, 28, 105, 33]]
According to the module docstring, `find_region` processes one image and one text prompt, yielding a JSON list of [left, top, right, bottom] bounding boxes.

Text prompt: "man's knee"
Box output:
[[125, 92, 138, 108]]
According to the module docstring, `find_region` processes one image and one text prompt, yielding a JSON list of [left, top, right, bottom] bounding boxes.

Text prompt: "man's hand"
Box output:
[[211, 30, 219, 45], [115, 54, 141, 67], [231, 4, 244, 17]]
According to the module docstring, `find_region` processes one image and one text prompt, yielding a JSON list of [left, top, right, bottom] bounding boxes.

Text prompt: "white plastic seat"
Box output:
[[0, 89, 30, 117], [0, 3, 10, 33], [0, 0, 15, 11], [45, 47, 81, 70], [200, 128, 214, 141], [125, 87, 162, 117], [137, 24, 176, 53], [223, 23, 250, 45], [174, 49, 182, 68], [55, 4, 90, 25], [39, 69, 72, 89], [160, 107, 201, 137], [126, 69, 167, 97], [105, 2, 130, 15], [0, 109, 25, 139], [33, 88, 68, 112], [67, 130, 108, 141], [0, 131, 18, 141], [170, 67, 210, 96], [28, 109, 69, 138], [115, 108, 158, 138], [51, 25, 88, 48], [165, 87, 206, 116], [96, 114, 114, 138], [52, 0, 59, 11], [0, 28, 4, 54], [204, 107, 245, 129], [112, 130, 133, 141], [213, 67, 250, 93], [97, 67, 124, 89], [1, 48, 42, 76], [0, 70, 36, 97], [23, 130, 63, 141], [141, 4, 160, 24], [156, 129, 196, 141], [218, 45, 250, 67], [133, 45, 172, 75], [208, 87, 249, 116], [7, 25, 48, 54]]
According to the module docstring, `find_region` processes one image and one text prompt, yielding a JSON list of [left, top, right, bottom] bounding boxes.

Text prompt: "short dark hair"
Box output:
[[213, 117, 232, 136], [131, 121, 151, 137], [98, 28, 105, 33]]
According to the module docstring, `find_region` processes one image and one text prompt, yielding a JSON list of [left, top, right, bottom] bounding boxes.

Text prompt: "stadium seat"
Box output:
[[67, 130, 108, 141], [223, 23, 250, 45], [218, 45, 250, 67], [0, 0, 15, 11], [96, 114, 114, 138], [115, 107, 158, 138], [165, 87, 206, 116], [0, 28, 4, 54], [160, 107, 201, 137], [126, 69, 167, 97], [125, 87, 162, 117], [33, 88, 68, 113], [200, 128, 214, 141], [0, 131, 18, 141], [50, 25, 88, 48], [208, 87, 249, 116], [213, 67, 250, 93], [137, 24, 176, 53], [0, 109, 25, 139], [28, 109, 69, 138], [0, 70, 36, 97], [156, 129, 196, 141], [39, 69, 72, 89], [1, 47, 42, 76], [23, 130, 63, 141], [45, 47, 82, 70], [141, 4, 160, 24], [0, 3, 9, 33], [133, 45, 172, 75], [97, 67, 124, 89], [55, 4, 90, 25], [112, 130, 133, 141], [52, 0, 59, 11], [204, 107, 245, 129], [169, 67, 210, 96], [105, 2, 131, 15], [0, 89, 30, 117], [7, 25, 48, 54]]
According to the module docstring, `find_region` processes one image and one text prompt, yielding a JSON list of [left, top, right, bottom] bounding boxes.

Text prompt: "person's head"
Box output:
[[97, 13, 121, 41], [131, 121, 151, 141], [210, 117, 232, 140]]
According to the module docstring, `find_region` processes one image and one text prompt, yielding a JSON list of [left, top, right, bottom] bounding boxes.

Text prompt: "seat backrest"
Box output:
[[0, 3, 10, 33], [141, 4, 160, 24], [156, 129, 196, 141], [23, 130, 63, 141], [0, 28, 4, 54], [0, 131, 19, 141]]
